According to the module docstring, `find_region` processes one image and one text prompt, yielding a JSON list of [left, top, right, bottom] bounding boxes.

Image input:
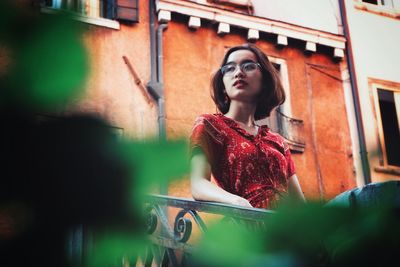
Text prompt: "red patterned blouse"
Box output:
[[190, 113, 296, 209]]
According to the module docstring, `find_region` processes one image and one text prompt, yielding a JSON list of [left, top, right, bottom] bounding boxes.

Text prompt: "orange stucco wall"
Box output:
[[163, 19, 356, 202]]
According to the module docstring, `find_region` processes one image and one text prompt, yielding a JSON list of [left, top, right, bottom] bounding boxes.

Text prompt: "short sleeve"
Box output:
[[189, 115, 224, 166], [283, 141, 296, 178]]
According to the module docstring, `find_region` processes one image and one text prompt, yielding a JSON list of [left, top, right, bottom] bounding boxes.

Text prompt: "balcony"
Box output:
[[276, 109, 305, 153], [140, 194, 273, 266], [261, 109, 305, 153], [63, 180, 400, 267], [135, 181, 400, 266]]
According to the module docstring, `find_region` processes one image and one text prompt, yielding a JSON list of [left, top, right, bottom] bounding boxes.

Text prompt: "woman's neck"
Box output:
[[224, 101, 257, 127]]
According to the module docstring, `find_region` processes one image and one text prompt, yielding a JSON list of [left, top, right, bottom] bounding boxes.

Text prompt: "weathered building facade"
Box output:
[[35, 0, 362, 201]]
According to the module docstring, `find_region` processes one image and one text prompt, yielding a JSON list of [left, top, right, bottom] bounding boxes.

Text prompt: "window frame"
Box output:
[[255, 56, 305, 152], [268, 56, 292, 117], [256, 56, 292, 130], [360, 0, 399, 8], [370, 80, 400, 169], [41, 0, 126, 30], [354, 0, 400, 19]]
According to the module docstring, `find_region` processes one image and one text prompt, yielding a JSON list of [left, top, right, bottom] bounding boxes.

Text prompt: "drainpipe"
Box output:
[[338, 0, 371, 185], [147, 0, 167, 141], [156, 23, 168, 140], [147, 0, 168, 196]]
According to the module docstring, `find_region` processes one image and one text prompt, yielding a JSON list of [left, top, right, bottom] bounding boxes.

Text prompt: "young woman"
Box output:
[[190, 44, 305, 209]]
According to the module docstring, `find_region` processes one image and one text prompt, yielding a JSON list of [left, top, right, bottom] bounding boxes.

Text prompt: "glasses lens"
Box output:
[[221, 62, 259, 76], [221, 64, 236, 75], [242, 62, 258, 73]]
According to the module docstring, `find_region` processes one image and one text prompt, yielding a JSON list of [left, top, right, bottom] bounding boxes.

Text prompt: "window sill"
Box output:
[[286, 139, 305, 154], [374, 165, 400, 176], [354, 2, 400, 19], [41, 7, 120, 30]]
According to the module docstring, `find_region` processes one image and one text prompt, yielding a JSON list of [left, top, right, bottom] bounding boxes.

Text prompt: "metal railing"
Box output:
[[139, 194, 274, 267], [276, 109, 305, 153], [258, 108, 305, 153]]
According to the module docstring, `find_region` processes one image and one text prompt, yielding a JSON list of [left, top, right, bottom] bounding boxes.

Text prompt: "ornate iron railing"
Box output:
[[258, 108, 305, 153], [276, 109, 305, 153], [139, 194, 274, 267]]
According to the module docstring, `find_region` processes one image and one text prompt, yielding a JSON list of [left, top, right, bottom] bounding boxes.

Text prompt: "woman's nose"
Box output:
[[234, 67, 245, 78]]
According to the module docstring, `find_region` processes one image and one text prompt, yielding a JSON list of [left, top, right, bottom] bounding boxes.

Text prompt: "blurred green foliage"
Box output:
[[0, 1, 88, 110], [11, 17, 88, 109], [120, 139, 190, 205], [192, 201, 400, 267], [193, 220, 265, 267], [86, 232, 146, 267], [84, 138, 189, 267]]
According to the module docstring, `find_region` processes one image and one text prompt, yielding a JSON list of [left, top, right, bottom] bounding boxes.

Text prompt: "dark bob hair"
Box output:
[[211, 43, 285, 120]]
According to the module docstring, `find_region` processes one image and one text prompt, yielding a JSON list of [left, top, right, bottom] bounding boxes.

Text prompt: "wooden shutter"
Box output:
[[116, 0, 139, 23]]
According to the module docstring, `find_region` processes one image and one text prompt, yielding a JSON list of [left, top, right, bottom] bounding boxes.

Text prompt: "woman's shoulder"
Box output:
[[262, 128, 290, 153], [193, 113, 223, 126], [265, 129, 283, 139], [191, 113, 225, 144]]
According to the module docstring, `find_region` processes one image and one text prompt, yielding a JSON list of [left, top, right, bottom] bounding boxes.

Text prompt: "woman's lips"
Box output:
[[233, 80, 247, 88]]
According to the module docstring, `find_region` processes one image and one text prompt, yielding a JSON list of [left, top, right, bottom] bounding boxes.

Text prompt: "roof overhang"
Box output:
[[157, 0, 346, 58]]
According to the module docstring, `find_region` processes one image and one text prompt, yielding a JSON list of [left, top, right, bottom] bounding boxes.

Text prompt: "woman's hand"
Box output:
[[229, 195, 253, 208]]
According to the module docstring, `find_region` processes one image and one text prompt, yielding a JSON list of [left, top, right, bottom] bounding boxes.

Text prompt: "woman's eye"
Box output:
[[243, 63, 256, 71], [225, 66, 236, 73]]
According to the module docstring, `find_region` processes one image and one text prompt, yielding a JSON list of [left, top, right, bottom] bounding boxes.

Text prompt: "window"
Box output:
[[373, 86, 400, 167], [355, 0, 400, 20], [257, 57, 305, 153], [362, 0, 379, 5], [361, 0, 400, 9], [44, 0, 139, 23]]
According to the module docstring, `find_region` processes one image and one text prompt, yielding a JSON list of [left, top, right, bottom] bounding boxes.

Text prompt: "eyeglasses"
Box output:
[[220, 62, 261, 76]]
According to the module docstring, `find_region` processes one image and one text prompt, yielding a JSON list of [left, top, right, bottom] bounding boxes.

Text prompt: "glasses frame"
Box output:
[[220, 62, 261, 77]]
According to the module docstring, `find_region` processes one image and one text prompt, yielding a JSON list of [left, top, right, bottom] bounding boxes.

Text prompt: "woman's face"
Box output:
[[222, 49, 263, 103]]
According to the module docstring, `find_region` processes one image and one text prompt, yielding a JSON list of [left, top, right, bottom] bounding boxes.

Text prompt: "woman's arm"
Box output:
[[190, 152, 253, 208], [288, 174, 306, 203]]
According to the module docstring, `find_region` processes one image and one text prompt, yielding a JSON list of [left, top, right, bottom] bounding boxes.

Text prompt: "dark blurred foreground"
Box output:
[[0, 2, 184, 266]]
